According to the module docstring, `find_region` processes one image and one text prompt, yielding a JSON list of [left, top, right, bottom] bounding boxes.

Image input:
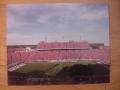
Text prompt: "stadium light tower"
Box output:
[[62, 36, 64, 41], [45, 36, 47, 42], [80, 35, 82, 41]]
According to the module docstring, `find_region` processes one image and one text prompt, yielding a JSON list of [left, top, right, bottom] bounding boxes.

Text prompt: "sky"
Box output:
[[7, 3, 109, 45]]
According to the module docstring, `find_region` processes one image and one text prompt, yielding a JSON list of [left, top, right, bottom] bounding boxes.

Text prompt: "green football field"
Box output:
[[15, 61, 97, 76]]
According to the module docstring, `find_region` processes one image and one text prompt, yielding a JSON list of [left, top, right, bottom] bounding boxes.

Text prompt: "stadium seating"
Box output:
[[36, 41, 91, 49], [7, 41, 109, 66]]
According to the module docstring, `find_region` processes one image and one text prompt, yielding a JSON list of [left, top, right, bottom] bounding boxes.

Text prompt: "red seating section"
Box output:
[[36, 41, 91, 49], [7, 41, 110, 65]]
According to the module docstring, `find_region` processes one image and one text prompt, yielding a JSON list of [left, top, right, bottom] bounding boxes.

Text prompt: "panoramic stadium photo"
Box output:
[[7, 3, 110, 85]]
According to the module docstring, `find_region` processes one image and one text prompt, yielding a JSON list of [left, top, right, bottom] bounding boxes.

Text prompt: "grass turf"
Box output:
[[15, 61, 96, 76]]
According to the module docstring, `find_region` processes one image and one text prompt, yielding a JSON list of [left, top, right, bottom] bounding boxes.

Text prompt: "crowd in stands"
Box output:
[[7, 41, 110, 66]]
